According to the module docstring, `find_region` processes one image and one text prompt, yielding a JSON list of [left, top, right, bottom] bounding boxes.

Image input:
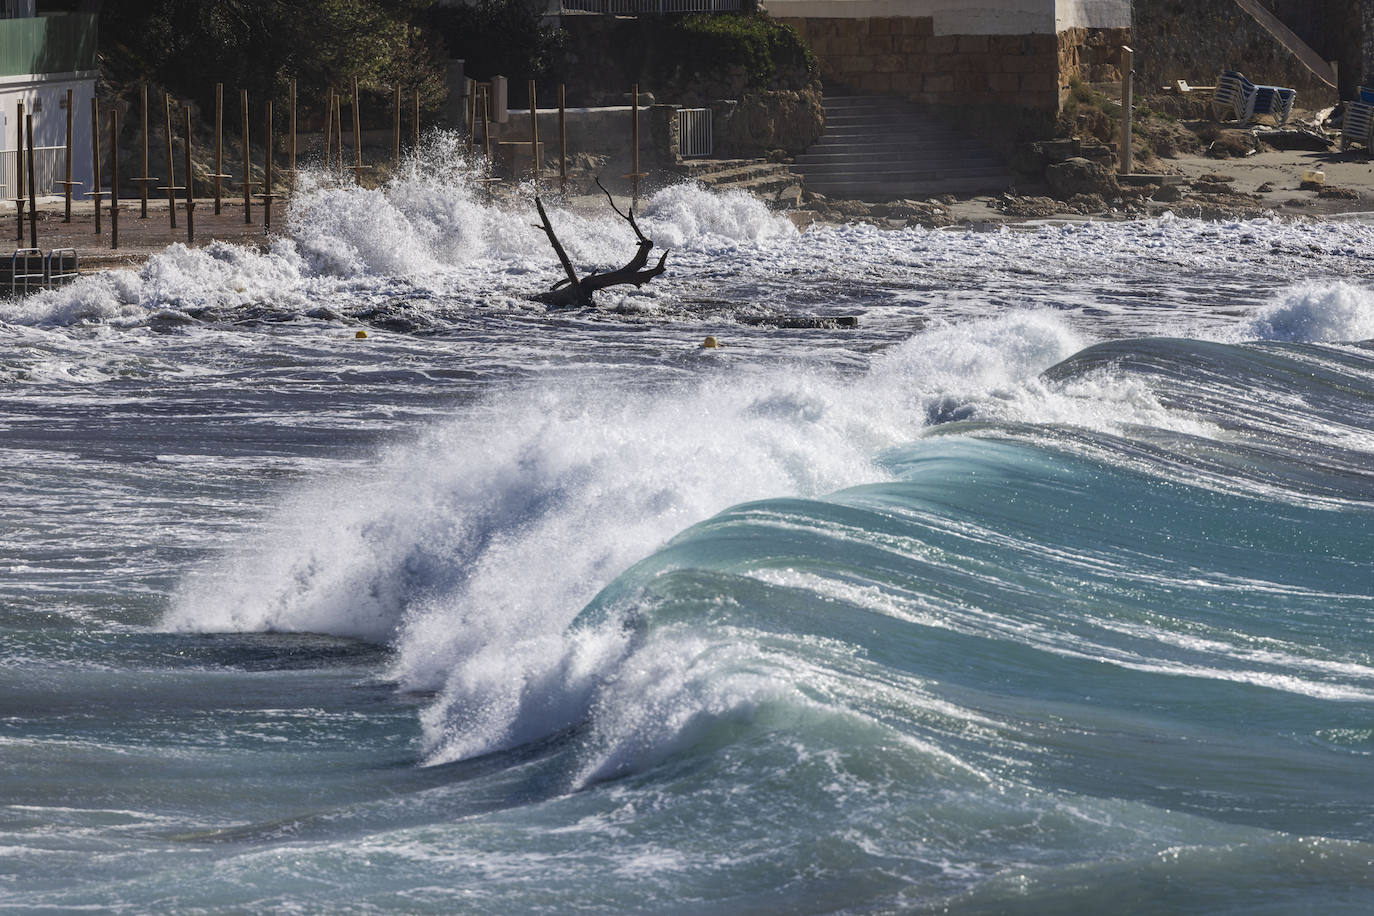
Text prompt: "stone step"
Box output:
[[681, 158, 803, 197], [797, 166, 1008, 182], [794, 91, 1009, 199], [808, 175, 1008, 199], [797, 147, 1002, 163]]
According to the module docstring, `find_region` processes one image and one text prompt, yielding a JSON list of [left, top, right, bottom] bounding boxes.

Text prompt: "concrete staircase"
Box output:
[[680, 158, 802, 197], [793, 93, 1011, 200]]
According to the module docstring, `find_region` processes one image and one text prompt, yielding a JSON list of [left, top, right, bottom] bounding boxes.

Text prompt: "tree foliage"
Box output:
[[99, 0, 446, 123], [425, 0, 564, 108]]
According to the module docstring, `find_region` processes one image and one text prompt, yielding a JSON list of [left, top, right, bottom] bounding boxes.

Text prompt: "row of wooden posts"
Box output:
[[12, 77, 649, 252], [466, 80, 648, 198]]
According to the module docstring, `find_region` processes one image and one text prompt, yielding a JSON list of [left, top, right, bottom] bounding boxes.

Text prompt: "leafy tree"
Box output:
[[99, 0, 446, 124]]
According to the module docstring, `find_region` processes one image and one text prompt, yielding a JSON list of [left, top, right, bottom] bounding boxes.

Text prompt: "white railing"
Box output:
[[0, 146, 71, 201], [677, 108, 712, 158], [562, 0, 741, 13]]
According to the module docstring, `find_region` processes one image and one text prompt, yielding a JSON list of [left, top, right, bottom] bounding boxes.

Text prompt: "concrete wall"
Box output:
[[1055, 0, 1130, 31], [763, 0, 1129, 33], [762, 0, 1056, 34]]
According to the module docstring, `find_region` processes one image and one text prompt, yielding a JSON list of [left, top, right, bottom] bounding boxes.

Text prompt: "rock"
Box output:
[[1318, 185, 1360, 199], [1066, 192, 1107, 214], [1153, 182, 1189, 202], [1259, 129, 1332, 151], [773, 183, 803, 209], [1205, 131, 1256, 159], [1196, 172, 1235, 184], [1044, 156, 1121, 199], [1299, 179, 1325, 191], [1256, 181, 1276, 193], [1039, 138, 1083, 163], [1078, 140, 1116, 165], [997, 195, 1060, 218]]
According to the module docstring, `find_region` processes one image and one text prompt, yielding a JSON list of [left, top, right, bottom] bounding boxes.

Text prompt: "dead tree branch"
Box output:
[[531, 184, 668, 308]]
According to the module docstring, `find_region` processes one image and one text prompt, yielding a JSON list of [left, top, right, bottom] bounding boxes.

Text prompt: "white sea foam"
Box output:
[[1235, 280, 1374, 343]]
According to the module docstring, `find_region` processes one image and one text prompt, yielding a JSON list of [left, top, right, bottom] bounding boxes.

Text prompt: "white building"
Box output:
[[0, 3, 97, 203]]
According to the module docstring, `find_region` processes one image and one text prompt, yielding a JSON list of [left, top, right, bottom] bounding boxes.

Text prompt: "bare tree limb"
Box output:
[[532, 184, 668, 308]]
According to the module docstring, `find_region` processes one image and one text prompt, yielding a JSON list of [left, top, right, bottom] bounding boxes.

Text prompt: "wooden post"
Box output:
[[630, 83, 644, 205], [15, 100, 25, 242], [524, 79, 535, 181], [183, 104, 194, 243], [25, 113, 36, 250], [351, 75, 362, 176], [262, 99, 273, 232], [481, 85, 491, 163], [108, 108, 118, 249], [288, 78, 297, 182], [558, 83, 567, 191], [163, 93, 178, 228], [1119, 45, 1134, 176], [129, 85, 158, 219], [213, 83, 225, 214], [323, 88, 334, 171], [60, 89, 74, 222], [467, 83, 477, 154], [89, 97, 101, 234], [334, 91, 344, 176], [393, 84, 401, 169], [137, 84, 149, 218], [242, 88, 252, 223]]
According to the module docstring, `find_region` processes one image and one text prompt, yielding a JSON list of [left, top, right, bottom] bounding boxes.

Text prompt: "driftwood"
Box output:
[[532, 179, 667, 307]]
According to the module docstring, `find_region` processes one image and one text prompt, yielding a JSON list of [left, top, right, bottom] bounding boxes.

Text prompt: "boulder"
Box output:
[[1045, 156, 1121, 200]]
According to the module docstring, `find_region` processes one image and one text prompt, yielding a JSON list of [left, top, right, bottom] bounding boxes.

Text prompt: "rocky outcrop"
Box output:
[[711, 88, 824, 158], [1044, 156, 1121, 199]]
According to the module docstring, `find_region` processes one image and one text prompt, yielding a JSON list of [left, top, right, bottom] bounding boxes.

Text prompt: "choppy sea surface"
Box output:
[[3, 138, 1374, 913]]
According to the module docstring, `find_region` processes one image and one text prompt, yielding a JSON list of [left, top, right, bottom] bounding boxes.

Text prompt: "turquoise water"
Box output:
[[2, 155, 1374, 912]]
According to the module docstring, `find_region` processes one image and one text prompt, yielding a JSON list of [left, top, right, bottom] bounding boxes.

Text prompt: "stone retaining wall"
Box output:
[[1134, 0, 1337, 108]]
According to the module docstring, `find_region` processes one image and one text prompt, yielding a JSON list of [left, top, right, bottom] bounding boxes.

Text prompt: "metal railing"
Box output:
[[9, 246, 42, 296], [562, 0, 741, 13], [46, 247, 77, 287], [0, 145, 67, 201], [677, 108, 712, 158]]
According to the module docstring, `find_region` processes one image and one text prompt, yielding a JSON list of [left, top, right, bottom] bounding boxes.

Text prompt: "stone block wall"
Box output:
[[1058, 26, 1131, 87], [1258, 0, 1363, 97], [1134, 0, 1338, 107], [775, 16, 1063, 110]]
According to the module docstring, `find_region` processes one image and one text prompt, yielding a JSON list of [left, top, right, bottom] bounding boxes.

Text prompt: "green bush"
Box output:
[[612, 13, 816, 97]]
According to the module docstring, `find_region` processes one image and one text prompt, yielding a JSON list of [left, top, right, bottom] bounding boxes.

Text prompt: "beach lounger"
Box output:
[[1212, 71, 1296, 126], [1211, 70, 1251, 122], [1245, 85, 1296, 126], [1340, 86, 1374, 151]]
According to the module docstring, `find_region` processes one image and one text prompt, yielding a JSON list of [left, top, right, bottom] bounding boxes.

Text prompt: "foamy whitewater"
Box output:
[[4, 135, 1374, 913]]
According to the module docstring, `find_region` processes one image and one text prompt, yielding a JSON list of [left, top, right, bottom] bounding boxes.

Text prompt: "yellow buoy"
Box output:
[[355, 330, 368, 339], [702, 336, 719, 348]]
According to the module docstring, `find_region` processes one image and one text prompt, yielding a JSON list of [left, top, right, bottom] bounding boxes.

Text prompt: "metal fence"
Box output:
[[562, 0, 741, 13], [0, 145, 69, 200], [677, 108, 712, 158]]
